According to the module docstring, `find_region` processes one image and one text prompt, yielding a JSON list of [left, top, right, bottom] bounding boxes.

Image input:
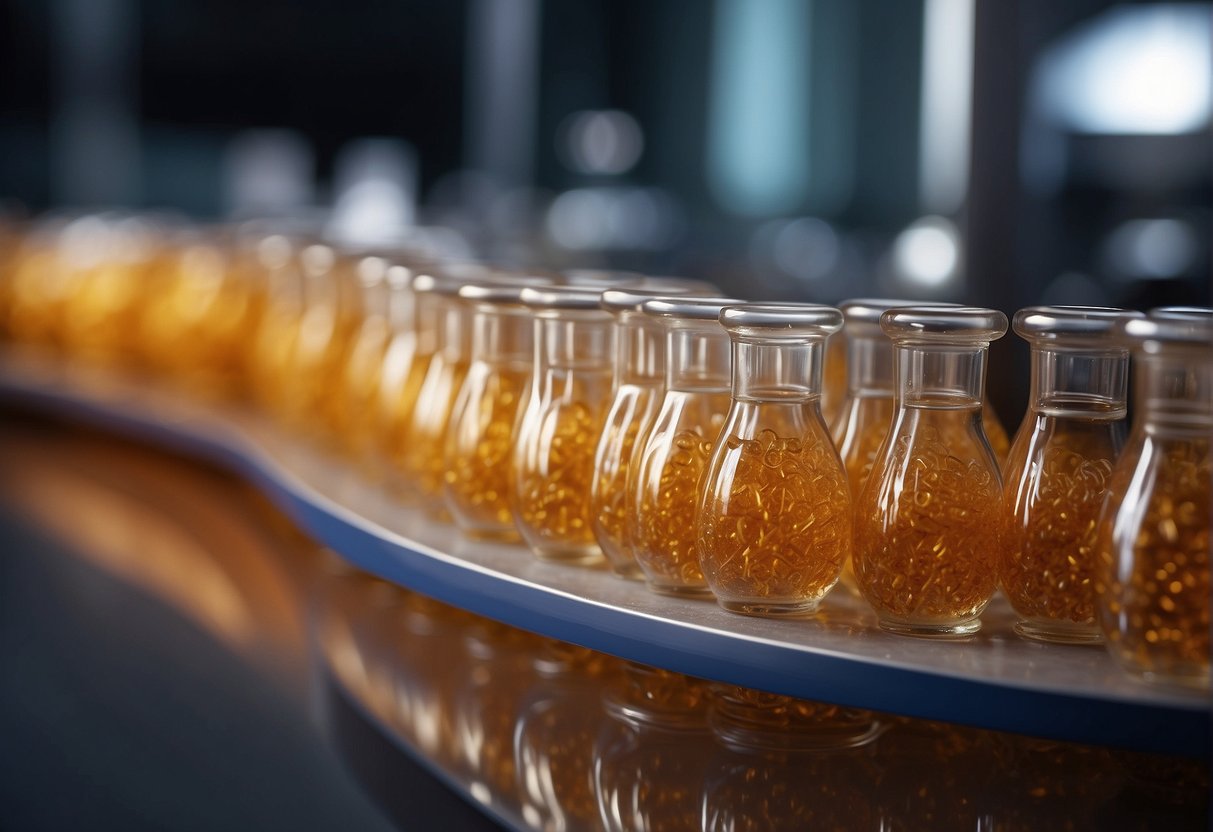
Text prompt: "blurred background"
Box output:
[[0, 0, 1210, 416]]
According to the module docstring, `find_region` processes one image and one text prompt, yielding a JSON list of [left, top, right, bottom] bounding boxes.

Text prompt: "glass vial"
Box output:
[[510, 285, 614, 563], [444, 281, 538, 540], [335, 252, 394, 463], [853, 306, 1008, 637], [590, 280, 716, 579], [1096, 312, 1211, 689], [697, 303, 851, 616], [631, 296, 741, 596], [1000, 306, 1137, 644]]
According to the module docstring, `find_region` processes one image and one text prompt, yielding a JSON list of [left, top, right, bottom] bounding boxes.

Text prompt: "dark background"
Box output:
[[0, 0, 1210, 420]]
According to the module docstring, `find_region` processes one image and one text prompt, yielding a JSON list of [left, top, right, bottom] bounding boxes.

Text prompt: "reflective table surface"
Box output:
[[0, 418, 1208, 831]]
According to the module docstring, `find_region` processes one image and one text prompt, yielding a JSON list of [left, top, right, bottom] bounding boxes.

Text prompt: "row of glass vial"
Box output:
[[0, 220, 1207, 688]]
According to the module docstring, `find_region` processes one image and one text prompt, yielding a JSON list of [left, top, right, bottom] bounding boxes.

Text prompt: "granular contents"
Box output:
[[590, 384, 661, 573], [445, 365, 530, 535], [633, 428, 717, 590], [338, 315, 390, 464], [399, 356, 470, 514], [837, 398, 895, 496], [379, 346, 434, 498], [698, 429, 851, 608], [1001, 419, 1120, 630], [854, 409, 1001, 628], [513, 381, 610, 557], [984, 403, 1011, 462], [1097, 437, 1210, 684]]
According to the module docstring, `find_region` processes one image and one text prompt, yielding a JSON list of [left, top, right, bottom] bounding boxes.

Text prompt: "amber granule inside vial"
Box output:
[[445, 365, 530, 534], [1000, 421, 1119, 627], [854, 415, 1001, 623], [838, 399, 895, 496], [590, 384, 660, 569], [378, 349, 434, 497], [698, 430, 851, 604], [514, 400, 605, 549], [1097, 437, 1210, 680], [398, 356, 471, 512], [633, 428, 717, 588], [984, 403, 1011, 462]]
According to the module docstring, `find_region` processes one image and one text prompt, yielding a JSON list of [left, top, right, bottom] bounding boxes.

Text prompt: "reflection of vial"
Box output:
[[591, 280, 717, 579], [1000, 306, 1136, 644], [593, 663, 713, 832], [1096, 311, 1211, 689], [631, 297, 741, 596], [698, 303, 850, 616], [444, 280, 544, 540], [854, 307, 1008, 638], [510, 285, 613, 563]]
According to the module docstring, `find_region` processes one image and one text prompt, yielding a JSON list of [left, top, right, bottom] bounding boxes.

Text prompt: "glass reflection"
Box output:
[[317, 574, 1210, 832]]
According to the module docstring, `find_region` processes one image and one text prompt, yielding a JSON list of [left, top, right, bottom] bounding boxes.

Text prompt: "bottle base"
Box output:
[[878, 617, 981, 639], [717, 598, 821, 618], [646, 581, 714, 599], [1014, 620, 1102, 645], [460, 525, 523, 544], [530, 544, 605, 567]]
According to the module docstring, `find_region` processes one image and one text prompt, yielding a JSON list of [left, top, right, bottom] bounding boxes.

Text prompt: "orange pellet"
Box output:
[[512, 383, 611, 558], [1000, 418, 1120, 634], [1096, 437, 1210, 684], [633, 427, 718, 591], [398, 356, 471, 516], [854, 411, 1002, 628], [590, 383, 661, 574], [698, 429, 851, 610], [444, 364, 530, 537]]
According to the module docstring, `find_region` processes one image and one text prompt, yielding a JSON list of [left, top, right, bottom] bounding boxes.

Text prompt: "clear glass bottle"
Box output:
[[379, 263, 484, 502], [590, 280, 717, 579], [853, 306, 1008, 637], [444, 280, 541, 540], [247, 233, 305, 416], [1095, 312, 1211, 689], [1000, 306, 1137, 644], [697, 303, 851, 616], [334, 252, 394, 463], [631, 296, 741, 596], [397, 264, 486, 518], [831, 299, 920, 592], [510, 285, 614, 563]]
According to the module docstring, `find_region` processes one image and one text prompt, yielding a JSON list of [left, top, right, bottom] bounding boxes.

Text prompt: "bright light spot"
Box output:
[[1103, 218, 1198, 280], [893, 216, 960, 288], [329, 138, 417, 244], [1039, 4, 1212, 135], [560, 110, 644, 176], [547, 188, 612, 250], [223, 129, 314, 216]]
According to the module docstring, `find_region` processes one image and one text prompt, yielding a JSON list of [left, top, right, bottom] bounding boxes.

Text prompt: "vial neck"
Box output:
[[537, 313, 613, 370], [436, 298, 471, 361], [665, 324, 731, 391], [845, 334, 894, 399], [1134, 350, 1213, 432], [731, 337, 822, 402], [894, 342, 987, 409], [1028, 345, 1129, 420], [614, 312, 664, 388], [471, 306, 532, 365]]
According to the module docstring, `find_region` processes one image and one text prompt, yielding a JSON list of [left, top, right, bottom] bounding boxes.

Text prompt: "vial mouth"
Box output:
[[1149, 305, 1213, 321], [719, 302, 843, 336], [599, 279, 718, 313], [412, 262, 493, 295], [519, 284, 610, 311], [1119, 312, 1213, 350], [1013, 306, 1140, 342], [640, 296, 746, 321], [880, 306, 1008, 343]]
